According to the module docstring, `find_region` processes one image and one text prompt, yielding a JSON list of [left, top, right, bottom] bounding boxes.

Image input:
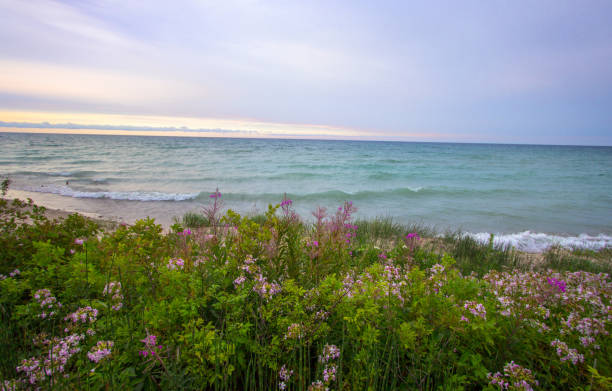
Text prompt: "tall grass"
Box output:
[[442, 232, 524, 275], [353, 216, 435, 246], [540, 246, 612, 275], [179, 211, 209, 228]]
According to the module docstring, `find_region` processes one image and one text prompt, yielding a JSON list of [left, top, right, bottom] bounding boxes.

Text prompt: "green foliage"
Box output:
[[0, 198, 610, 390]]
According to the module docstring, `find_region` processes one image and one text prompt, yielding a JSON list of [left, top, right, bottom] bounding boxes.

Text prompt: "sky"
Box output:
[[0, 0, 611, 145]]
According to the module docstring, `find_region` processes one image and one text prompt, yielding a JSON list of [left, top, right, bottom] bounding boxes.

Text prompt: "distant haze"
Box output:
[[1, 1, 611, 145]]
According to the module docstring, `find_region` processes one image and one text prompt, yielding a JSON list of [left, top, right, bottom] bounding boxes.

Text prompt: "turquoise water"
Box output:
[[1, 132, 611, 251]]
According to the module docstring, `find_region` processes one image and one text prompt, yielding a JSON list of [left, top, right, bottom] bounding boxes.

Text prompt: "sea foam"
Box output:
[[465, 231, 612, 252], [25, 185, 197, 202]]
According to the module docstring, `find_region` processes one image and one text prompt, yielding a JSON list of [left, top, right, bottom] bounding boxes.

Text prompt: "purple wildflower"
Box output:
[[87, 341, 113, 363]]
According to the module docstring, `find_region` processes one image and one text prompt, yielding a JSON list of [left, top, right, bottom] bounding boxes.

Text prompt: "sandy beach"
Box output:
[[6, 188, 192, 229]]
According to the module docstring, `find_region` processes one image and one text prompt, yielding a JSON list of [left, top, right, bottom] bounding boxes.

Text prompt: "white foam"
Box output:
[[25, 185, 197, 202], [465, 231, 612, 253]]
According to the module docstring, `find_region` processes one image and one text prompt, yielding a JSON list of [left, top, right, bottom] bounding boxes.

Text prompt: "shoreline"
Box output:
[[5, 190, 611, 256]]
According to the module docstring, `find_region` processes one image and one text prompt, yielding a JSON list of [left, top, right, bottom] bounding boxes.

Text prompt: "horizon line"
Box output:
[[1, 127, 610, 148]]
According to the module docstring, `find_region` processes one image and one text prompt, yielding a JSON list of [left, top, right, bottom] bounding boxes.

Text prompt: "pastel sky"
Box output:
[[1, 0, 611, 145]]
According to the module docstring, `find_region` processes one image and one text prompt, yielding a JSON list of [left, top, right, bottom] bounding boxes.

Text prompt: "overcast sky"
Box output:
[[1, 0, 611, 144]]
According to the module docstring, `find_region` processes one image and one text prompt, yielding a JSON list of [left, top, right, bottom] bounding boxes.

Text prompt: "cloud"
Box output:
[[0, 120, 253, 134]]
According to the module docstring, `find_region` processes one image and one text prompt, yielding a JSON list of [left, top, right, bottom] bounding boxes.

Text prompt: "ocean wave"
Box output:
[[13, 170, 101, 177], [464, 231, 612, 252], [25, 185, 198, 201]]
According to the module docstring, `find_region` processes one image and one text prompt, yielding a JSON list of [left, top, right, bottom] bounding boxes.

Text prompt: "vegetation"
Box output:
[[1, 194, 610, 390]]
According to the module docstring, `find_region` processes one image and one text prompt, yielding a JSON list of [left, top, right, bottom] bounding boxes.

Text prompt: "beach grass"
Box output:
[[179, 211, 210, 228]]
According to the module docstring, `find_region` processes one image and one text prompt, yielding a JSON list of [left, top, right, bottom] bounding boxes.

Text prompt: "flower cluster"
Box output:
[[253, 273, 281, 300], [405, 232, 421, 252], [64, 306, 98, 324], [280, 195, 300, 223], [139, 334, 163, 358], [547, 277, 566, 293], [167, 257, 185, 270], [483, 269, 611, 361], [487, 361, 538, 390], [311, 201, 358, 250], [319, 344, 341, 363], [87, 340, 113, 363], [463, 301, 487, 320], [0, 269, 20, 280], [428, 263, 448, 293], [550, 339, 584, 365], [316, 344, 341, 386], [16, 333, 83, 385], [383, 262, 407, 304], [233, 275, 246, 288], [322, 364, 337, 383], [102, 281, 123, 311], [178, 228, 192, 236], [33, 288, 62, 319], [278, 364, 293, 390]]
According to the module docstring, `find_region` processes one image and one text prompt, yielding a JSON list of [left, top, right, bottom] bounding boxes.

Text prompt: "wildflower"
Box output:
[[209, 189, 221, 199], [253, 273, 281, 300], [319, 344, 341, 363], [140, 334, 163, 358], [64, 306, 98, 324], [167, 258, 185, 270], [17, 334, 84, 384], [102, 282, 123, 311], [279, 364, 293, 387], [74, 238, 84, 245], [547, 277, 567, 293], [280, 198, 293, 207], [33, 289, 62, 319], [406, 232, 420, 240], [429, 264, 445, 275], [9, 269, 20, 277], [179, 228, 192, 236], [464, 301, 486, 320], [233, 275, 246, 288], [323, 364, 337, 382], [141, 334, 157, 346], [87, 340, 113, 363], [488, 361, 538, 390], [550, 339, 584, 365]]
